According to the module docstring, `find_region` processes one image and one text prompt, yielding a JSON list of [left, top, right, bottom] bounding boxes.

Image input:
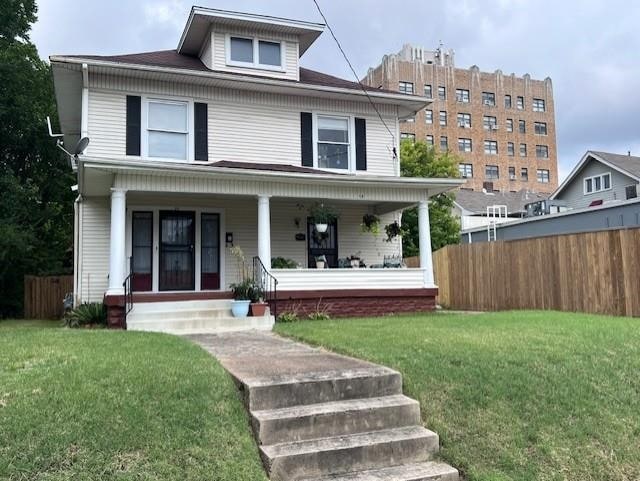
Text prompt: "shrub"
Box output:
[[271, 257, 298, 269], [64, 303, 107, 328], [277, 312, 299, 323], [308, 311, 331, 321]]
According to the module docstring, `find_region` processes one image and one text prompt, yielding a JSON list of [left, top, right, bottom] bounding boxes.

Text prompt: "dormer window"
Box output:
[[227, 35, 283, 70]]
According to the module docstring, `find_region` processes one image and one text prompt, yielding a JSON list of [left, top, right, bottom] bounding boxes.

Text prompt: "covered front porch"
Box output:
[[77, 157, 461, 326]]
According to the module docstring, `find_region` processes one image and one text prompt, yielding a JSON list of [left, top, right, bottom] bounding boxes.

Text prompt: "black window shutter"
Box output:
[[194, 102, 208, 161], [300, 112, 313, 167], [355, 117, 367, 171], [125, 95, 141, 156]]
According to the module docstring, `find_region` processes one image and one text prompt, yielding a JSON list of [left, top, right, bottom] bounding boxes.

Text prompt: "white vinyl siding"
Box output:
[[87, 77, 399, 176], [78, 197, 110, 303]]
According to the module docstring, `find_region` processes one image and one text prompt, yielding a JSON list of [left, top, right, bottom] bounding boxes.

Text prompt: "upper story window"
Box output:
[[516, 96, 524, 109], [534, 122, 548, 135], [509, 166, 516, 181], [228, 36, 283, 70], [507, 142, 515, 156], [521, 168, 529, 181], [425, 134, 434, 146], [482, 92, 495, 106], [506, 118, 513, 132], [438, 86, 446, 100], [518, 120, 526, 134], [440, 136, 448, 150], [536, 145, 549, 158], [483, 116, 497, 130], [537, 169, 550, 183], [401, 132, 416, 142], [486, 165, 499, 179], [505, 95, 512, 108], [457, 113, 471, 128], [484, 140, 498, 155], [424, 84, 432, 98], [439, 111, 447, 126], [425, 109, 433, 124], [399, 81, 414, 94], [533, 98, 546, 112], [317, 116, 350, 170], [147, 99, 189, 160], [456, 88, 470, 103], [520, 143, 527, 157], [458, 138, 472, 153], [584, 172, 611, 194], [459, 163, 473, 178]]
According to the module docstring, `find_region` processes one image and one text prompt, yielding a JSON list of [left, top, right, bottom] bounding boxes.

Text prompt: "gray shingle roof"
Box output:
[[454, 189, 548, 215], [590, 151, 640, 178]]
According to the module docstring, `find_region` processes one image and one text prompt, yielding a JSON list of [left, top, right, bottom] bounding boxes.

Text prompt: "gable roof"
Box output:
[[454, 189, 548, 215], [550, 150, 640, 200]]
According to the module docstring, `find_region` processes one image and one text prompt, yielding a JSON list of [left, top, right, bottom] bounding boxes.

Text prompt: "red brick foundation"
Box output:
[[272, 288, 438, 318], [104, 295, 126, 329]]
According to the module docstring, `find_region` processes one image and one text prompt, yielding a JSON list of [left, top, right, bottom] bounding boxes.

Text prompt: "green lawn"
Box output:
[[276, 311, 640, 481], [0, 321, 267, 481]]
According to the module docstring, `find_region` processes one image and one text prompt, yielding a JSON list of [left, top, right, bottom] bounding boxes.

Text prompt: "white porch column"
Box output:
[[418, 200, 435, 287], [106, 188, 127, 295], [257, 195, 271, 272]]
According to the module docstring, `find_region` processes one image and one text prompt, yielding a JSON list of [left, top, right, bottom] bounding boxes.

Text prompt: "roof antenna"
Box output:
[[47, 116, 90, 171]]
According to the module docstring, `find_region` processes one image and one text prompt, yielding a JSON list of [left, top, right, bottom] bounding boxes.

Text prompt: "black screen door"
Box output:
[[308, 219, 338, 268], [159, 211, 195, 291]]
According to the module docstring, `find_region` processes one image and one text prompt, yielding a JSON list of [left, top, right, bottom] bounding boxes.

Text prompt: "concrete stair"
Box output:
[[301, 461, 459, 481], [126, 299, 274, 334]]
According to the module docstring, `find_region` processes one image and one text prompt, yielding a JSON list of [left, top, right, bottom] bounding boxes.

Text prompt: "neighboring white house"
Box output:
[[51, 6, 462, 331]]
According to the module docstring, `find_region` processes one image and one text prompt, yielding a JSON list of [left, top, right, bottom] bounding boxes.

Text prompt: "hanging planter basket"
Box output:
[[309, 203, 339, 233], [315, 223, 329, 233]]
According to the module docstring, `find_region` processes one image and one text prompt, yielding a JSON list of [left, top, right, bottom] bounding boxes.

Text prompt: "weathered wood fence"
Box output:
[[431, 228, 640, 317], [24, 275, 73, 319]]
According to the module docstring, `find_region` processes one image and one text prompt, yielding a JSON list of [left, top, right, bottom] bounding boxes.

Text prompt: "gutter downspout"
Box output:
[[81, 63, 89, 154], [73, 194, 83, 307]]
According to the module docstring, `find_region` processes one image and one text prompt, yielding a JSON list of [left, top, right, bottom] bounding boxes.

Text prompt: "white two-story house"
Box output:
[[51, 7, 462, 331]]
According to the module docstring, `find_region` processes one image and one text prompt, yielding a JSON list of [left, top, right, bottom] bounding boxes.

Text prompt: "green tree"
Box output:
[[0, 0, 75, 317], [400, 141, 461, 256]]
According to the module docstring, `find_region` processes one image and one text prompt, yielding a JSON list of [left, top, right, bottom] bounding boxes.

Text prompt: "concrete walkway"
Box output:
[[187, 331, 458, 481]]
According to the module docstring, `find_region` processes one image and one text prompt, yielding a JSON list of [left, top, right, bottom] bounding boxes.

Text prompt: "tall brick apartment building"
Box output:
[[364, 44, 558, 192]]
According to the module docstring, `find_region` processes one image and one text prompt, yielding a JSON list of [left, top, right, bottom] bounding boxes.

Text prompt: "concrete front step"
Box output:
[[252, 394, 421, 445], [261, 426, 439, 481], [301, 461, 459, 481], [245, 366, 403, 411], [127, 315, 274, 334], [128, 307, 235, 321], [128, 299, 232, 313]]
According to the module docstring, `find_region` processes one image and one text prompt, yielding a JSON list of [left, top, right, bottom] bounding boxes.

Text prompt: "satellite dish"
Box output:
[[73, 137, 90, 156]]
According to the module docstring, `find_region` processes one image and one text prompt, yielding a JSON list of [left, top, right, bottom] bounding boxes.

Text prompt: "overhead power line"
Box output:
[[311, 0, 398, 156]]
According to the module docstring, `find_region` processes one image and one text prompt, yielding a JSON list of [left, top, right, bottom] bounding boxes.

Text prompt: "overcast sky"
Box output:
[[32, 0, 640, 182]]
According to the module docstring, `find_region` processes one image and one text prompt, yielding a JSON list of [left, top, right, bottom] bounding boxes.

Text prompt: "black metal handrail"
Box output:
[[122, 256, 133, 325], [253, 256, 278, 319]]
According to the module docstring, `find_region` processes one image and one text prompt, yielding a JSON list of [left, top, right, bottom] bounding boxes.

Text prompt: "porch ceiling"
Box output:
[[80, 157, 463, 207]]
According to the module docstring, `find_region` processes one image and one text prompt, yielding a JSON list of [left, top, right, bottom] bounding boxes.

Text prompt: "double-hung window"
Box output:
[[484, 140, 498, 155], [458, 138, 472, 152], [534, 122, 548, 135], [317, 116, 350, 170], [482, 91, 495, 106], [537, 169, 550, 183], [457, 113, 471, 128], [147, 99, 189, 160], [456, 89, 470, 103], [459, 163, 473, 178], [228, 36, 283, 69], [536, 145, 549, 158], [425, 109, 433, 124], [399, 81, 414, 94], [533, 98, 546, 112]]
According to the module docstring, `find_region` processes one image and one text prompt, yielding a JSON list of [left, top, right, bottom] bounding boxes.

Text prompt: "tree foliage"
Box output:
[[0, 1, 75, 317], [400, 141, 461, 256]]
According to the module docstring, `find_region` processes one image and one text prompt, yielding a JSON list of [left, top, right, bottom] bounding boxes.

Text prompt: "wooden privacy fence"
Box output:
[[433, 228, 640, 317], [24, 275, 73, 319]]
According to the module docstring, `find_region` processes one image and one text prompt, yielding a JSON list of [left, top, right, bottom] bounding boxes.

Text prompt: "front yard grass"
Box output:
[[0, 322, 267, 480], [276, 310, 640, 481]]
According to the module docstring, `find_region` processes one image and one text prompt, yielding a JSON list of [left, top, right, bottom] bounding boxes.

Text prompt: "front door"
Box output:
[[308, 219, 338, 268], [159, 211, 195, 291]]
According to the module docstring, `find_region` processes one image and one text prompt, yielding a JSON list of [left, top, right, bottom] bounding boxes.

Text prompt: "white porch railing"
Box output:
[[272, 268, 427, 291]]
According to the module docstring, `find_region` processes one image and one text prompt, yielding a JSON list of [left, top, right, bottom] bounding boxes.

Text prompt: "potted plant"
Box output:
[[249, 284, 268, 317], [309, 203, 339, 233], [360, 213, 380, 234], [315, 254, 327, 269], [229, 245, 252, 317], [348, 253, 361, 268], [384, 220, 408, 242]]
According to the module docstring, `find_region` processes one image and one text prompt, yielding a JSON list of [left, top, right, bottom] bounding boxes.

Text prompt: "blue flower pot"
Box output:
[[231, 300, 251, 318]]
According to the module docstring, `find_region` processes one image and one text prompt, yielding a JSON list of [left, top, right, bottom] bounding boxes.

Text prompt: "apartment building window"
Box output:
[[506, 118, 513, 132], [456, 88, 470, 103], [400, 132, 416, 142], [482, 91, 496, 106], [518, 120, 526, 134], [521, 167, 528, 181], [457, 113, 471, 128], [426, 135, 434, 146], [537, 169, 550, 183], [536, 145, 549, 158], [440, 136, 448, 150], [425, 109, 433, 124], [509, 166, 516, 180], [147, 99, 189, 160], [485, 165, 499, 179], [505, 95, 512, 108], [458, 138, 472, 153], [533, 98, 546, 112], [317, 115, 351, 169], [483, 116, 498, 130], [520, 143, 527, 157], [400, 114, 415, 123], [438, 86, 446, 100], [399, 81, 414, 94], [584, 172, 611, 194], [516, 96, 524, 109], [459, 163, 473, 178], [507, 142, 515, 156], [424, 84, 432, 98], [534, 122, 547, 135], [439, 111, 447, 126], [484, 140, 498, 155]]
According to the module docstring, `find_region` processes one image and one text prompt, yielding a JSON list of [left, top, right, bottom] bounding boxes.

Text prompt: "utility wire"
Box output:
[[311, 0, 398, 158]]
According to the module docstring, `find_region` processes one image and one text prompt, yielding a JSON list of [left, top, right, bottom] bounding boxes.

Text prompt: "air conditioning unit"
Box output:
[[483, 100, 493, 106], [510, 174, 516, 180], [491, 125, 499, 130]]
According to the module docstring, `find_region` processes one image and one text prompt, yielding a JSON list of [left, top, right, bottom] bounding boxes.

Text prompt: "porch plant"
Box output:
[[315, 254, 327, 269], [228, 245, 252, 317], [360, 213, 380, 234], [348, 253, 362, 268], [384, 220, 409, 242], [249, 284, 268, 317], [309, 203, 339, 233]]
